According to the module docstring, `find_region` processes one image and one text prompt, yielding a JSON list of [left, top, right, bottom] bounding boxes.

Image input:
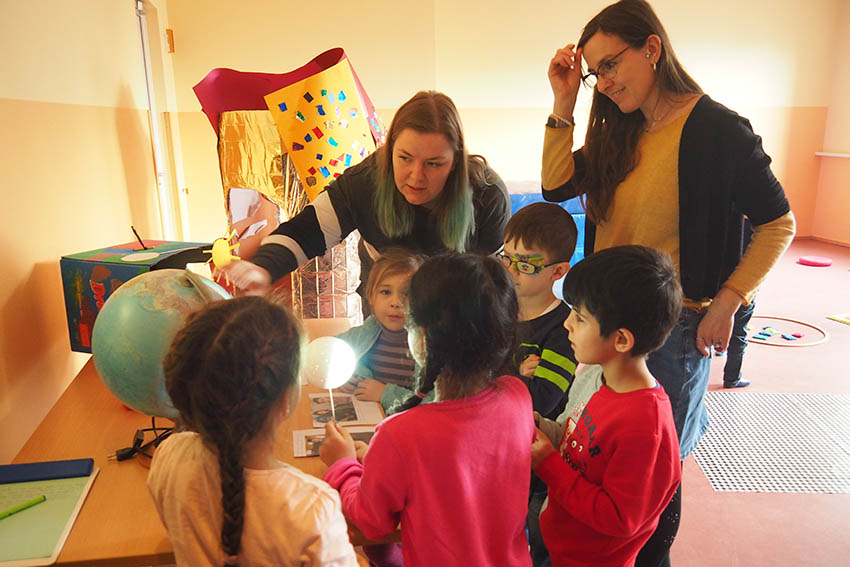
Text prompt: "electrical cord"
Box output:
[[109, 416, 173, 461]]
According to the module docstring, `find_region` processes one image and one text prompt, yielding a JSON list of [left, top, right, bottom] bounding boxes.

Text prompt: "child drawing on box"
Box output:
[[336, 248, 427, 412], [500, 202, 579, 567], [320, 253, 536, 567], [147, 296, 357, 567], [531, 246, 682, 567]]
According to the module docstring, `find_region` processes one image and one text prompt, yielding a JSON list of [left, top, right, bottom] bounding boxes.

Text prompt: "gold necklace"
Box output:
[[645, 97, 674, 132]]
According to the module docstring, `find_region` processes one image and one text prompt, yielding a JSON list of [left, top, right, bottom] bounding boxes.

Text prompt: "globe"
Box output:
[[91, 269, 231, 418]]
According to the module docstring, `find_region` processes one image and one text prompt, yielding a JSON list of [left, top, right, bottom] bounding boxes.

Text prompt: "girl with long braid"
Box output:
[[147, 297, 357, 566], [319, 253, 536, 567]]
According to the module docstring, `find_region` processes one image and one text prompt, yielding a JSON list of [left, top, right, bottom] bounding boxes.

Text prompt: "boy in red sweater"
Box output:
[[531, 245, 682, 567]]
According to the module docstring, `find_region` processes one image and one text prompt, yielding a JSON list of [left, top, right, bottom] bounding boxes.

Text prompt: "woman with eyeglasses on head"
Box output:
[[540, 1, 795, 566]]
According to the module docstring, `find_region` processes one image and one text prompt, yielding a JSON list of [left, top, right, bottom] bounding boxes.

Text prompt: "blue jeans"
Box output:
[[646, 308, 711, 458], [723, 299, 756, 385]]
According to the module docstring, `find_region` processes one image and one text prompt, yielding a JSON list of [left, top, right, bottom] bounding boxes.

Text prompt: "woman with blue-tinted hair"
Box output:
[[224, 90, 510, 303]]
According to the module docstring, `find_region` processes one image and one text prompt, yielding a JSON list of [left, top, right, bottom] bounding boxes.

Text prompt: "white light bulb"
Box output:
[[302, 336, 356, 389]]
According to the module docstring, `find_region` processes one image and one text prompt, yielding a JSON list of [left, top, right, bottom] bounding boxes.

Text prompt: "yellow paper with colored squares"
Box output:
[[265, 63, 377, 202]]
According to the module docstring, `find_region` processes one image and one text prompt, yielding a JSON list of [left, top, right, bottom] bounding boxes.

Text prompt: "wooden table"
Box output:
[[13, 358, 393, 566]]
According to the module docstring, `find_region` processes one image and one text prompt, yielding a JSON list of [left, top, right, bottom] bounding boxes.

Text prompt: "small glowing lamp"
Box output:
[[302, 337, 356, 420]]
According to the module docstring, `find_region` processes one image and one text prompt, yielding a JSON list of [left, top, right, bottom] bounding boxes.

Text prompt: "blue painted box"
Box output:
[[60, 241, 210, 353]]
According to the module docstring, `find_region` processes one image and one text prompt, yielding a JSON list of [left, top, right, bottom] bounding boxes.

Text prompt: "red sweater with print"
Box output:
[[535, 384, 681, 567]]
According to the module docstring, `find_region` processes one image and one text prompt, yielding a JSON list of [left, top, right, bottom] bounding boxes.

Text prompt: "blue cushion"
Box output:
[[509, 193, 585, 214]]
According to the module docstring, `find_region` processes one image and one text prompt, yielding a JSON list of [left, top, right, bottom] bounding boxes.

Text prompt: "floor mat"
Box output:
[[693, 392, 850, 493]]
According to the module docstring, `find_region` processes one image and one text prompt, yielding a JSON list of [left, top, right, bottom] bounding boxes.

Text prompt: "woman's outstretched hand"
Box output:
[[548, 43, 584, 118], [217, 260, 272, 296]]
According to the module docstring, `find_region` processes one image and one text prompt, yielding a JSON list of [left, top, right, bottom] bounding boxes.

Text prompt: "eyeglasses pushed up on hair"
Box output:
[[498, 252, 564, 276], [581, 45, 630, 88]]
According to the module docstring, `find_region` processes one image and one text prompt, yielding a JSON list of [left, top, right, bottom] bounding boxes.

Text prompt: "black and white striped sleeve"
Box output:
[[250, 188, 352, 283]]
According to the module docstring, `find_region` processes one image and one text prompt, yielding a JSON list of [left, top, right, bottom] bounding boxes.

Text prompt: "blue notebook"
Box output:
[[0, 459, 98, 566], [0, 459, 93, 485]]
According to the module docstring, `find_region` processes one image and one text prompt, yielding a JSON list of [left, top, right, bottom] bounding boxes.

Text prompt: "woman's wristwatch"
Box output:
[[546, 113, 575, 128]]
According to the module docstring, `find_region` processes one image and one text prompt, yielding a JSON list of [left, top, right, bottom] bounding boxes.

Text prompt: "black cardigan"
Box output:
[[543, 95, 790, 301]]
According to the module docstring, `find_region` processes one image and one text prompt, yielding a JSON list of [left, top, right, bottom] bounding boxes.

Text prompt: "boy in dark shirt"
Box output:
[[501, 202, 579, 419], [499, 202, 578, 567]]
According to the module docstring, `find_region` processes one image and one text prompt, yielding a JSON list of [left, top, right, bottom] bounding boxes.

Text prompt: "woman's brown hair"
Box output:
[[577, 0, 702, 223]]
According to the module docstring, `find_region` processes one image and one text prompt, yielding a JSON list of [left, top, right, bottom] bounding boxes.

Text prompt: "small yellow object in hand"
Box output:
[[203, 229, 241, 285]]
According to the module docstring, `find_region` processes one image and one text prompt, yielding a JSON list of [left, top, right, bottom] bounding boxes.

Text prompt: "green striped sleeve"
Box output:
[[533, 348, 577, 391], [541, 348, 577, 375]]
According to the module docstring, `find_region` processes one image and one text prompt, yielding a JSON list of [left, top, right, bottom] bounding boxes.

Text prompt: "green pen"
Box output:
[[0, 495, 46, 520]]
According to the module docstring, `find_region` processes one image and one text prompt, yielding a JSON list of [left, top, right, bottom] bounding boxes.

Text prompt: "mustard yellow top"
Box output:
[[541, 117, 795, 308]]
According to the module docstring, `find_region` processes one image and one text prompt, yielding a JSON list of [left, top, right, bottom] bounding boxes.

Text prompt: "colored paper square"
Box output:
[[339, 119, 349, 128], [321, 89, 328, 95], [329, 159, 339, 166], [308, 166, 317, 175], [312, 126, 323, 139], [295, 111, 306, 122], [335, 106, 340, 118], [292, 142, 304, 151], [306, 176, 317, 186], [316, 153, 323, 160], [278, 102, 287, 112], [317, 104, 326, 116], [304, 133, 312, 142], [345, 154, 352, 167], [303, 92, 314, 102], [319, 166, 331, 178], [327, 92, 336, 104], [349, 108, 358, 118], [328, 137, 339, 147], [338, 90, 347, 102], [324, 120, 335, 130]]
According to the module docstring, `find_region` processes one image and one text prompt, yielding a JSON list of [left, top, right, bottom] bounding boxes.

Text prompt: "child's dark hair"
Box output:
[[563, 245, 682, 356], [163, 296, 302, 565], [399, 253, 518, 410], [505, 202, 578, 264], [364, 248, 424, 304]]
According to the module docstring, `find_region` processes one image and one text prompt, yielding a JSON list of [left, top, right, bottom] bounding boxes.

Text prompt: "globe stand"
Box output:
[[109, 416, 173, 463]]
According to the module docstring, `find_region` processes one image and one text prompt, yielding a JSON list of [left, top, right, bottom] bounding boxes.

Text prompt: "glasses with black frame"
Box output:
[[581, 45, 631, 88], [498, 252, 566, 276]]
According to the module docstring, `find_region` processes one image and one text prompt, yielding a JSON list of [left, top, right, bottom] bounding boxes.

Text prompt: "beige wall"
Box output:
[[167, 0, 845, 243], [0, 0, 167, 462], [2, 0, 847, 461], [812, 0, 850, 245]]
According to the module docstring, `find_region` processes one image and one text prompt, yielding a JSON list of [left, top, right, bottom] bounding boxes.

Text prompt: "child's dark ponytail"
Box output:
[[397, 350, 443, 411], [219, 438, 246, 565], [399, 253, 517, 409], [164, 296, 302, 566]]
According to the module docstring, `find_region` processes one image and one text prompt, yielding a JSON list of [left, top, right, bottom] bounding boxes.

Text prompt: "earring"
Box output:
[[645, 52, 651, 59], [652, 62, 657, 71]]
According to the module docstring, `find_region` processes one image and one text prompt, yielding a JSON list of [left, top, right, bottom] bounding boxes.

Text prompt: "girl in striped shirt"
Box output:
[[337, 248, 425, 413]]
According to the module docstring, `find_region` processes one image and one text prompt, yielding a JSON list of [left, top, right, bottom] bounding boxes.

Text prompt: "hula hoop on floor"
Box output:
[[747, 315, 829, 347]]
